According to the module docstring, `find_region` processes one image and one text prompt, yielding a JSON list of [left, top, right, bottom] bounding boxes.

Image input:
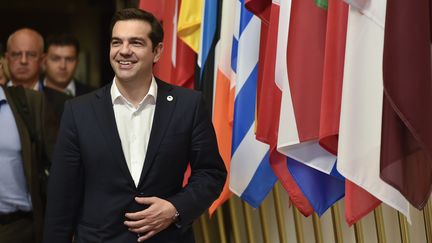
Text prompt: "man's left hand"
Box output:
[[124, 196, 177, 242]]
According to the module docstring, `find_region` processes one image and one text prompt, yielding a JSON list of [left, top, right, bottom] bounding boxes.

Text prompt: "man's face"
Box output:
[[6, 31, 44, 84], [109, 20, 162, 83], [44, 45, 78, 87]]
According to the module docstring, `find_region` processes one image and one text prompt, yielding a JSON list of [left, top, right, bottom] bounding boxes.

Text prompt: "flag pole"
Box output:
[[398, 212, 410, 243], [199, 215, 211, 243], [293, 206, 305, 243], [423, 200, 432, 243], [331, 203, 343, 243], [353, 221, 364, 243], [373, 206, 387, 243], [229, 198, 242, 243], [215, 208, 227, 243], [242, 201, 257, 243], [273, 183, 288, 243], [259, 199, 271, 243], [312, 213, 323, 243]]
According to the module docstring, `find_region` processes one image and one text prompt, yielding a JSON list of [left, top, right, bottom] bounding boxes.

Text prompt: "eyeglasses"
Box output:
[[8, 51, 41, 61]]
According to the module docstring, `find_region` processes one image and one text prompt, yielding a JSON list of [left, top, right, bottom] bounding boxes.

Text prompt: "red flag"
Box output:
[[249, 0, 314, 216], [345, 181, 381, 226], [140, 0, 175, 83], [381, 0, 432, 209], [245, 0, 271, 23], [318, 0, 380, 224], [140, 0, 195, 87], [173, 35, 195, 89], [139, 0, 165, 21], [318, 0, 348, 156]]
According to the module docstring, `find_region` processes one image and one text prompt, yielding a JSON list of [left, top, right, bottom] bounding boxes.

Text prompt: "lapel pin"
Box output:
[[167, 95, 173, 102]]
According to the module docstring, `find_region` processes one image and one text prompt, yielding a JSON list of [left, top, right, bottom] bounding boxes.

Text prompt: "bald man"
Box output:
[[5, 28, 70, 158], [5, 28, 45, 90]]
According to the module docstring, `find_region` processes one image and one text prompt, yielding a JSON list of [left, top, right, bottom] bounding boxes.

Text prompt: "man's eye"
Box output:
[[50, 56, 61, 62], [66, 57, 77, 63], [132, 42, 143, 47], [27, 52, 37, 58], [11, 52, 22, 58]]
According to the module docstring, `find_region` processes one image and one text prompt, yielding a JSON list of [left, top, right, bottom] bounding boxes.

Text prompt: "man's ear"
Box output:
[[153, 42, 163, 63], [41, 53, 47, 70]]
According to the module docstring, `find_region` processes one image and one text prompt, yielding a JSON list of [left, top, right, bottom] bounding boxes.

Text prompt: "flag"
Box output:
[[177, 0, 202, 53], [229, 0, 277, 208], [209, 0, 236, 215], [249, 0, 314, 216], [140, 0, 175, 83], [140, 0, 196, 88], [174, 0, 196, 89], [380, 0, 432, 209], [278, 0, 335, 175], [196, 0, 222, 114], [277, 0, 344, 215], [139, 0, 165, 20], [245, 0, 271, 21], [337, 1, 411, 223], [140, 0, 196, 186], [318, 0, 348, 156], [317, 0, 379, 224]]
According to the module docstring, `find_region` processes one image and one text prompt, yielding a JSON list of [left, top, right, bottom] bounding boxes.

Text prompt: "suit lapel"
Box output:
[[138, 80, 176, 188], [92, 85, 135, 188]]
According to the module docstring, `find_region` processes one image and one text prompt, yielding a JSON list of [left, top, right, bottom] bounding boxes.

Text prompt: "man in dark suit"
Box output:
[[0, 85, 47, 243], [43, 34, 95, 97], [43, 8, 226, 243]]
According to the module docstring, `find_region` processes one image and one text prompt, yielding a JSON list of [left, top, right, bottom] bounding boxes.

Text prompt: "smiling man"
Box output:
[[43, 8, 226, 243]]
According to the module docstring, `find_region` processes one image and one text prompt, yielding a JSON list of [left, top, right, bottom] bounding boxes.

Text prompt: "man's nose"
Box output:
[[119, 44, 132, 55], [59, 59, 67, 69], [19, 53, 28, 64]]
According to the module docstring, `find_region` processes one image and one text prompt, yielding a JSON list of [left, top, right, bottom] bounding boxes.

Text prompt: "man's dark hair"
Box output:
[[110, 8, 164, 50], [45, 34, 80, 54]]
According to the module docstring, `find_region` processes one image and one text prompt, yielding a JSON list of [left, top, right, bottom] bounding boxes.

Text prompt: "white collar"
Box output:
[[110, 76, 157, 108]]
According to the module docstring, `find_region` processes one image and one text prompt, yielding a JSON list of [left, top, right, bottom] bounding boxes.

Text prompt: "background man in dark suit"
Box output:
[[43, 34, 95, 97], [43, 8, 226, 243], [0, 85, 47, 243]]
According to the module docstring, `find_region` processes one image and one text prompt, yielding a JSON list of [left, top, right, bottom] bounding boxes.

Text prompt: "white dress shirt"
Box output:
[[42, 79, 76, 96], [110, 77, 157, 186], [64, 80, 76, 96], [7, 80, 41, 91]]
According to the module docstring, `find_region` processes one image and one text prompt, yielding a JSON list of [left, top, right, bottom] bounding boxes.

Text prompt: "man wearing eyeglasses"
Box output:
[[5, 28, 69, 155], [1, 28, 70, 243], [5, 28, 44, 91]]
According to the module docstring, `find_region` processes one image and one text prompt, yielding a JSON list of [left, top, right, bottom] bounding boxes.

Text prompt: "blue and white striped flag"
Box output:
[[229, 0, 277, 208]]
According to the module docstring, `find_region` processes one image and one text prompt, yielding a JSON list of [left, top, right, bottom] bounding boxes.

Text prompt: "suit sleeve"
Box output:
[[43, 101, 83, 243], [167, 93, 227, 227]]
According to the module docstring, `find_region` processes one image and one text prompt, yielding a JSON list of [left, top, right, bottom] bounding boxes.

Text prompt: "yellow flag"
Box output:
[[177, 0, 202, 53]]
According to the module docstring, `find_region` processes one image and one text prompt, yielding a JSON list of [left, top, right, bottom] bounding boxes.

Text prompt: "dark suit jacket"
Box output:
[[3, 86, 46, 243], [74, 80, 96, 96], [43, 79, 226, 243], [42, 86, 70, 157]]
